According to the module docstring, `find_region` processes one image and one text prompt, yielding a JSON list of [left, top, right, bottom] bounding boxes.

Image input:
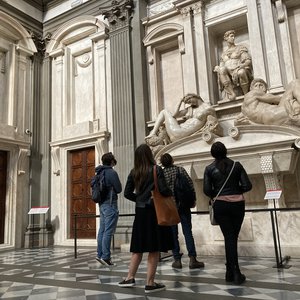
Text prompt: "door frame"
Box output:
[[50, 133, 109, 246]]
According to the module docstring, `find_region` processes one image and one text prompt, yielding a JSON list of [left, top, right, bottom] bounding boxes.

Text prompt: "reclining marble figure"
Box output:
[[145, 93, 221, 150], [237, 78, 300, 126]]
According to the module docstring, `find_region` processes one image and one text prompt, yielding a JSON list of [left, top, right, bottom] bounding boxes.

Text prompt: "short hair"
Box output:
[[250, 78, 268, 91], [210, 142, 227, 160], [101, 152, 117, 166], [224, 30, 235, 40], [160, 153, 173, 167]]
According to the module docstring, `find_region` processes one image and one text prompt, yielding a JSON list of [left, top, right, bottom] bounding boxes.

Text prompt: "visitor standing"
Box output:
[[160, 153, 204, 269], [203, 142, 252, 284], [95, 152, 122, 266], [119, 144, 174, 293]]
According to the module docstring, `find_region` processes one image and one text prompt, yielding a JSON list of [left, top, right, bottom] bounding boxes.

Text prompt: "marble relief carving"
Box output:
[[236, 78, 300, 127], [214, 30, 253, 101], [145, 93, 222, 154], [74, 53, 92, 76], [148, 0, 174, 16]]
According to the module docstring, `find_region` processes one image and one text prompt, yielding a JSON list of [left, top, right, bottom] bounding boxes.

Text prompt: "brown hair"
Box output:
[[132, 144, 155, 191]]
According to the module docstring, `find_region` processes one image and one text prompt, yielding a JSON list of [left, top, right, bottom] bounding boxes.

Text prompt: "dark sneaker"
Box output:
[[100, 258, 114, 266], [95, 257, 103, 264], [172, 259, 182, 269], [145, 282, 166, 293], [118, 278, 135, 287], [189, 257, 205, 269]]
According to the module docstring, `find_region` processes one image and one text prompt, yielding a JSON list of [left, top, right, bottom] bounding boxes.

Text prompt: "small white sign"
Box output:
[[28, 207, 49, 215], [264, 189, 282, 200]]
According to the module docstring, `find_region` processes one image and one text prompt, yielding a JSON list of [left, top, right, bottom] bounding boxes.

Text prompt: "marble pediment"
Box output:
[[155, 124, 300, 179]]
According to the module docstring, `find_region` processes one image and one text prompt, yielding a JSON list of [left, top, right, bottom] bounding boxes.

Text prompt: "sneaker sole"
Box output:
[[145, 286, 166, 293], [96, 258, 104, 265], [99, 259, 114, 266], [118, 283, 135, 287]]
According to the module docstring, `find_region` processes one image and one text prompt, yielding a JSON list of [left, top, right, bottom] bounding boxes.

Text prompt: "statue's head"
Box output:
[[223, 30, 235, 41], [182, 93, 203, 107], [250, 78, 268, 92]]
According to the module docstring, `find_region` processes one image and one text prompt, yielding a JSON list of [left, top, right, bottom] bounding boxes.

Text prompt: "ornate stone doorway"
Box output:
[[0, 151, 7, 244], [69, 147, 96, 239]]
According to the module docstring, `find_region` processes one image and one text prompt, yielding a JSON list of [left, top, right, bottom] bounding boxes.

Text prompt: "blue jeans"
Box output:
[[172, 209, 197, 259], [97, 201, 119, 260]]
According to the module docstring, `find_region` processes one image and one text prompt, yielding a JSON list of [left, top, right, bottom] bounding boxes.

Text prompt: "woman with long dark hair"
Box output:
[[119, 144, 173, 293], [203, 141, 252, 284]]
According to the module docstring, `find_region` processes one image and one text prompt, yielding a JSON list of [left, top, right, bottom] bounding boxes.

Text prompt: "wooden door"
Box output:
[[0, 151, 7, 244], [69, 147, 96, 239]]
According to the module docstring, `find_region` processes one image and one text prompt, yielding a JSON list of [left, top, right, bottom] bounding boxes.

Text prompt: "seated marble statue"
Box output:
[[238, 78, 300, 126], [214, 30, 253, 101], [145, 93, 220, 145]]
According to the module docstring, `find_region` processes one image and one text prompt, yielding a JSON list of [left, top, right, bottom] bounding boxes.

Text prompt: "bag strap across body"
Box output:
[[212, 161, 236, 204], [153, 165, 158, 191]]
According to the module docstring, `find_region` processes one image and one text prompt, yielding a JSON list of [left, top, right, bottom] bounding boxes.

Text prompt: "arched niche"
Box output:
[[46, 16, 108, 53], [0, 11, 37, 52], [0, 11, 37, 128], [143, 23, 185, 121], [46, 16, 109, 140]]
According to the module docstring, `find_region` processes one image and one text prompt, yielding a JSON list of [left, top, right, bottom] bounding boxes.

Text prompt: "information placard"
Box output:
[[28, 206, 49, 215], [264, 190, 282, 200]]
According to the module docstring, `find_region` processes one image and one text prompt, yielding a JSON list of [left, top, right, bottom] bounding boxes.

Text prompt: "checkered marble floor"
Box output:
[[0, 247, 300, 300]]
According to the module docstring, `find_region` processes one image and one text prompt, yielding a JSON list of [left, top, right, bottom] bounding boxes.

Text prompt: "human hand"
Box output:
[[213, 66, 220, 73]]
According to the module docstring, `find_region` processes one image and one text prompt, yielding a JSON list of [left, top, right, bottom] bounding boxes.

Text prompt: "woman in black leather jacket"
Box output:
[[119, 144, 173, 293], [203, 141, 252, 285]]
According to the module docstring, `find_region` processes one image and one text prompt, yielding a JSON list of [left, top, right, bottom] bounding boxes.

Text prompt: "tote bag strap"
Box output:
[[153, 165, 158, 191], [212, 161, 236, 203]]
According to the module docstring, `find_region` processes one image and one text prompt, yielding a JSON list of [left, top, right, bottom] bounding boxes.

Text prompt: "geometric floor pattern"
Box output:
[[0, 247, 300, 299]]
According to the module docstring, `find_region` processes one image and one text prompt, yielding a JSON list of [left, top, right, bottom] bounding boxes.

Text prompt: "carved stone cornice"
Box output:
[[30, 32, 52, 58], [100, 0, 134, 32]]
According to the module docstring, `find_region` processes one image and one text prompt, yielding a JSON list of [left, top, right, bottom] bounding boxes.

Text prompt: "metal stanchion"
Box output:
[[270, 201, 291, 269], [74, 214, 77, 259]]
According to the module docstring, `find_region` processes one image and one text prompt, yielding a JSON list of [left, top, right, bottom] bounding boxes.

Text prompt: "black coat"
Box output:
[[124, 164, 172, 208], [203, 158, 252, 198]]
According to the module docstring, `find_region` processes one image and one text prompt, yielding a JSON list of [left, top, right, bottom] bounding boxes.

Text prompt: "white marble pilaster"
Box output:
[[179, 6, 197, 95], [91, 31, 109, 132], [275, 0, 296, 83], [49, 48, 64, 141], [259, 0, 283, 91], [192, 2, 210, 102], [247, 0, 267, 80]]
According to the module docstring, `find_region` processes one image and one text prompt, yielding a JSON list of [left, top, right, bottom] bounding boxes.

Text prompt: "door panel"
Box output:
[[0, 151, 7, 244], [70, 147, 96, 239]]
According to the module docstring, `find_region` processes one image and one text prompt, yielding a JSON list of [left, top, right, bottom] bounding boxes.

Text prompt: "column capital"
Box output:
[[174, 0, 203, 16], [100, 0, 134, 31], [30, 31, 52, 58]]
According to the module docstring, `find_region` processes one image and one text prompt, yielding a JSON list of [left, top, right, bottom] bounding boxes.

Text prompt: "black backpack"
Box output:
[[90, 170, 109, 204], [174, 167, 196, 209]]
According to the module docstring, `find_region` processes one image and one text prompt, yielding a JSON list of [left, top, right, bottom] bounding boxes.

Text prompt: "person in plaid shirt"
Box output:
[[160, 153, 205, 269]]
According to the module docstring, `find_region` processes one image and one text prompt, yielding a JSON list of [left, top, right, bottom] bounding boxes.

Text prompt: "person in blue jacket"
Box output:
[[95, 152, 122, 266]]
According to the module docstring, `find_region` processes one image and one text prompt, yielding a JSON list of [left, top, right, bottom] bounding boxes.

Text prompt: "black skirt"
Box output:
[[130, 206, 174, 253]]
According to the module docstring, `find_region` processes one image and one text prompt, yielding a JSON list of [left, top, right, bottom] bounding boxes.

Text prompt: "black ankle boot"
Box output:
[[233, 270, 246, 285], [225, 271, 234, 282], [225, 263, 234, 282]]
